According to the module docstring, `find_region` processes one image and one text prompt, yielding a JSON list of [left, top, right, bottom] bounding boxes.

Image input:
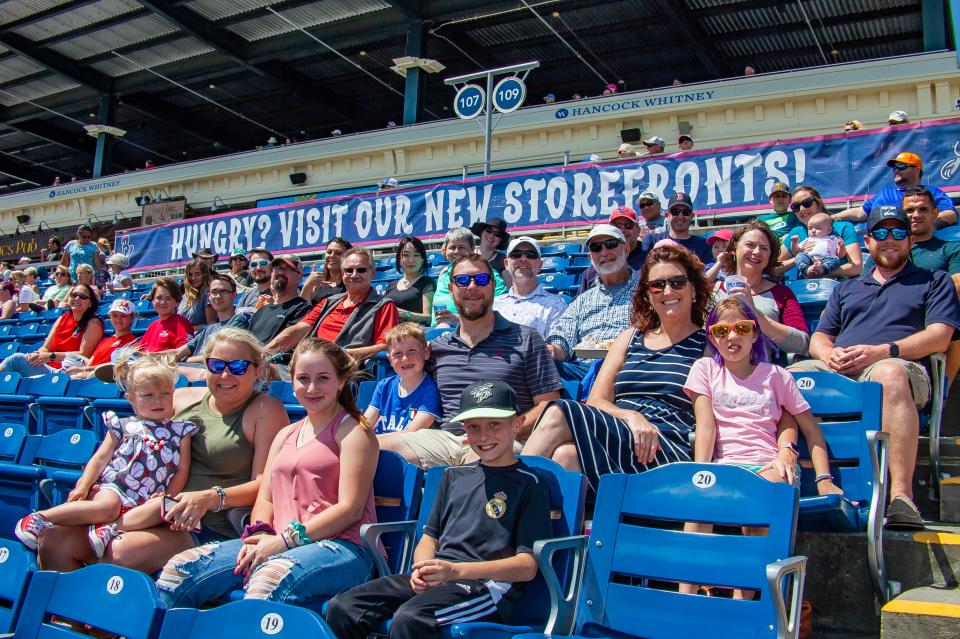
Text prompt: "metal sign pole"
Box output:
[[483, 72, 494, 175]]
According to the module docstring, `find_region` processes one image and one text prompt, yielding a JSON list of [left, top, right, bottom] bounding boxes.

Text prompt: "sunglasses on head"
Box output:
[[892, 162, 913, 171], [669, 207, 693, 216], [790, 198, 815, 212], [249, 259, 270, 268], [709, 320, 756, 339], [587, 239, 622, 253], [870, 227, 910, 241], [647, 275, 690, 293], [205, 358, 254, 376], [508, 249, 538, 260], [452, 273, 492, 288], [343, 267, 369, 274]]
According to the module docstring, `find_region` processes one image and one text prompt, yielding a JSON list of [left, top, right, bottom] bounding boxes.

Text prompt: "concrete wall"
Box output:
[[3, 51, 958, 235]]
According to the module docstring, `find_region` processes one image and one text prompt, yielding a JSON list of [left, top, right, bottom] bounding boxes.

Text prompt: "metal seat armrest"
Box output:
[[766, 555, 807, 639], [929, 353, 946, 501], [225, 508, 252, 535], [866, 429, 895, 602], [532, 535, 589, 636], [360, 520, 417, 577]]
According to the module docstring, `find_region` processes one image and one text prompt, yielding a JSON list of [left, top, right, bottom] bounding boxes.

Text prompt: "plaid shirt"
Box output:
[[546, 268, 640, 359]]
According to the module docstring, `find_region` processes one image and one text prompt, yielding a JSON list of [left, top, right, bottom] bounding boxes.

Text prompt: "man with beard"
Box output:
[[833, 152, 956, 227], [577, 206, 646, 293], [268, 248, 398, 361], [380, 254, 561, 468], [547, 224, 640, 381], [236, 247, 274, 312], [641, 193, 712, 265], [791, 205, 960, 530], [248, 255, 312, 366], [493, 236, 567, 337]]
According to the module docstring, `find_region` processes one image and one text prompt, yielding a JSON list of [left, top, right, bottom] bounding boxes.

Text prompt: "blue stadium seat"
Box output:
[[159, 600, 335, 639], [424, 328, 452, 341], [792, 371, 892, 603], [537, 273, 576, 294], [426, 252, 447, 267], [84, 390, 133, 439], [0, 373, 69, 434], [0, 541, 36, 633], [0, 429, 97, 535], [785, 277, 839, 332], [0, 326, 12, 342], [565, 254, 592, 273], [540, 242, 582, 257], [134, 298, 157, 316], [11, 323, 42, 340], [427, 264, 446, 278], [38, 308, 62, 322], [268, 380, 305, 421], [33, 377, 124, 435], [7, 564, 164, 639], [0, 423, 26, 463], [131, 317, 154, 336], [356, 379, 377, 412], [0, 344, 13, 360], [363, 456, 586, 638], [375, 257, 395, 271], [539, 256, 570, 274], [515, 463, 804, 639]]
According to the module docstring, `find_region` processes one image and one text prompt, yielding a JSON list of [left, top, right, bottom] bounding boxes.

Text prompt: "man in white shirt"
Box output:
[[493, 237, 568, 337]]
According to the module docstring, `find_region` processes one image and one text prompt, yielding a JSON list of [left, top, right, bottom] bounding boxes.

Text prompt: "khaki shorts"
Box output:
[[401, 429, 524, 468], [789, 357, 931, 408]]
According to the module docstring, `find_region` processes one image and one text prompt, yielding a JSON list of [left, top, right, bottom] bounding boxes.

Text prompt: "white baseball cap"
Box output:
[[506, 236, 541, 256], [108, 298, 136, 315], [585, 224, 626, 244]]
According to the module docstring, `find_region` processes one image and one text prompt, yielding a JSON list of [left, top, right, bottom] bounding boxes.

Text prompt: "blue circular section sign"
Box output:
[[453, 84, 485, 120], [492, 76, 526, 114]]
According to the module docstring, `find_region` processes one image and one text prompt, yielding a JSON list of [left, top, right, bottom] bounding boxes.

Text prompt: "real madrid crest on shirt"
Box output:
[[485, 491, 508, 519]]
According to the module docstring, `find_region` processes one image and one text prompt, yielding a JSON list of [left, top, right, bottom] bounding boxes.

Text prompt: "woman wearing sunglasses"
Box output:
[[140, 278, 195, 352], [716, 222, 810, 358], [38, 328, 288, 576], [778, 185, 862, 279], [523, 245, 710, 493], [0, 283, 103, 376]]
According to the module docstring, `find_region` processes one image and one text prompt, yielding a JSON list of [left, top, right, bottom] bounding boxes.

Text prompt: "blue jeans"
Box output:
[[0, 353, 54, 377], [156, 537, 374, 608], [795, 253, 842, 278]]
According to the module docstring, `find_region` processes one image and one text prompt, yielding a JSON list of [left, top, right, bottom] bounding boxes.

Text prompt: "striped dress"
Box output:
[[556, 328, 706, 493]]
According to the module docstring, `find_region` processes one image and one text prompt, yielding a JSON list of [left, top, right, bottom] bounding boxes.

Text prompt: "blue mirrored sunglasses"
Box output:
[[205, 358, 254, 375], [869, 228, 909, 241]]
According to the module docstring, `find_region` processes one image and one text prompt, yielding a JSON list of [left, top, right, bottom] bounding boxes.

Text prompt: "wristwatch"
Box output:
[[888, 342, 900, 359], [48, 352, 55, 362]]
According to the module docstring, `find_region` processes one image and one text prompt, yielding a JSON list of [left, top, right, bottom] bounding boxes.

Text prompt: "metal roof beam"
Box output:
[[0, 0, 104, 33], [0, 32, 111, 94], [0, 114, 96, 158], [33, 8, 153, 48], [649, 0, 723, 77], [0, 156, 49, 186]]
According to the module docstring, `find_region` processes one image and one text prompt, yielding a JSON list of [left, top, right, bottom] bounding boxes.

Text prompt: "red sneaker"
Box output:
[[15, 513, 51, 550]]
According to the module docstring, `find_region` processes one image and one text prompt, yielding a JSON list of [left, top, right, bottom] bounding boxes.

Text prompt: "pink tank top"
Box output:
[[269, 409, 377, 546]]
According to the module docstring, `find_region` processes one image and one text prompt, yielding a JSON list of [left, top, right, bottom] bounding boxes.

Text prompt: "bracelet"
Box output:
[[211, 485, 226, 512], [279, 529, 293, 549], [779, 442, 799, 455], [282, 520, 313, 547], [815, 473, 834, 484], [240, 520, 276, 540]]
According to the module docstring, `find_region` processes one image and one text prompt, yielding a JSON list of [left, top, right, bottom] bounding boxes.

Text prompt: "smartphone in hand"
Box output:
[[161, 494, 201, 531]]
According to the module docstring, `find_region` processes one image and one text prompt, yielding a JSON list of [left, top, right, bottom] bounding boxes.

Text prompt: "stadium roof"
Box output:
[[0, 0, 946, 193]]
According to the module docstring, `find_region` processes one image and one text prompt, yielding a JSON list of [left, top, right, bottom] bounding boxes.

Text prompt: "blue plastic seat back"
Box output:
[[566, 254, 593, 272], [374, 450, 425, 574], [356, 380, 377, 412], [375, 257, 395, 271], [540, 242, 582, 257], [0, 374, 18, 397], [574, 464, 798, 639], [34, 377, 114, 435], [537, 273, 575, 293], [426, 252, 447, 267], [86, 398, 134, 439], [427, 264, 446, 278], [539, 256, 570, 274], [27, 429, 98, 474], [13, 322, 41, 339], [159, 599, 334, 639], [0, 540, 35, 632], [786, 278, 839, 332], [21, 373, 69, 398], [425, 328, 452, 342], [11, 564, 164, 639], [269, 380, 297, 404], [0, 423, 26, 462], [792, 372, 883, 528], [0, 344, 15, 359], [0, 325, 12, 339]]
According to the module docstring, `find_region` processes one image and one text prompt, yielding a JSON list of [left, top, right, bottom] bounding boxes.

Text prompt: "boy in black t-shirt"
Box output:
[[325, 380, 553, 639]]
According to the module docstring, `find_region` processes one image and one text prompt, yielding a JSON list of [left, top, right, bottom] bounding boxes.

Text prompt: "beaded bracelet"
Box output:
[[815, 473, 834, 484], [240, 520, 276, 540], [211, 485, 226, 512]]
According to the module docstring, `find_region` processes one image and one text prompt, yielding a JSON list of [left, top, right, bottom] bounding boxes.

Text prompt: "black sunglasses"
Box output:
[[647, 275, 690, 293], [508, 250, 539, 260], [587, 239, 622, 253], [69, 292, 90, 300], [891, 162, 913, 171], [790, 198, 815, 212], [452, 273, 492, 288], [638, 201, 656, 208], [205, 358, 254, 376], [342, 267, 369, 274], [669, 207, 693, 216]]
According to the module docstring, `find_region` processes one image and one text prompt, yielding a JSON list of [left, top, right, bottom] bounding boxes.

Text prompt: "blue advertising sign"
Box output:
[[453, 84, 485, 120], [492, 76, 526, 114], [117, 118, 960, 272]]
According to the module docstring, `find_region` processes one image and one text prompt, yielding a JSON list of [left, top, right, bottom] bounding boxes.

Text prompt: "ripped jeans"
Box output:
[[156, 537, 374, 608]]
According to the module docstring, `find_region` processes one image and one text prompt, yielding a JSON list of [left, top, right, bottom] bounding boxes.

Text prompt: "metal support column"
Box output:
[[92, 94, 117, 178], [949, 0, 960, 66], [402, 20, 425, 126], [922, 0, 948, 50]]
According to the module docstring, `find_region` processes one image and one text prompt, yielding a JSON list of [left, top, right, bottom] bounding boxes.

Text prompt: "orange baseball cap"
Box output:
[[886, 152, 922, 169]]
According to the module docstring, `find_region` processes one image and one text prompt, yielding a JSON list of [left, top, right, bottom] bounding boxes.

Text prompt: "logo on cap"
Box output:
[[471, 382, 494, 404]]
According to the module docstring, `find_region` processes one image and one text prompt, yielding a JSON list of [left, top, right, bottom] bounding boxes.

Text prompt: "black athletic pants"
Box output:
[[325, 573, 504, 639]]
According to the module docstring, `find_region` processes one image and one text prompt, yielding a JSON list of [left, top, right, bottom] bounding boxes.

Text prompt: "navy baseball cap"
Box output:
[[866, 205, 909, 231], [667, 192, 694, 211]]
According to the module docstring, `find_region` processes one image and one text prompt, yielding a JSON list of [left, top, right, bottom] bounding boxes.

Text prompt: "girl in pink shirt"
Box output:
[[156, 338, 379, 608]]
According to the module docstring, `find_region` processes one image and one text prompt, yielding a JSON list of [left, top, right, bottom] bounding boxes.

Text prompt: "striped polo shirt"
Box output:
[[429, 313, 562, 434]]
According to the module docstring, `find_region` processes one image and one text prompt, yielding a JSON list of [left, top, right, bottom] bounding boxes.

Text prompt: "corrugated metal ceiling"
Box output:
[[226, 0, 391, 42], [10, 0, 143, 41], [90, 37, 216, 77], [48, 13, 181, 60]]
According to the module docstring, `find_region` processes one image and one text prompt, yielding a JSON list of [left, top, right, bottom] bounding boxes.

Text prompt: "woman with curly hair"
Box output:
[[522, 244, 710, 493], [179, 258, 215, 328]]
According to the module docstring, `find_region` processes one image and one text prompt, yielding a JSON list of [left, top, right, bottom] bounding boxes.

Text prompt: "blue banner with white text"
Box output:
[[117, 118, 960, 272]]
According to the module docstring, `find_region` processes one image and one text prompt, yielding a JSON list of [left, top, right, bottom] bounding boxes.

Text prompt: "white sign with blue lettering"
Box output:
[[492, 76, 526, 114], [454, 84, 485, 120]]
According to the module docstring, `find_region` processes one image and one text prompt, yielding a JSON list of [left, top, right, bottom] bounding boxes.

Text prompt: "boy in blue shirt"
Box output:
[[365, 322, 442, 435]]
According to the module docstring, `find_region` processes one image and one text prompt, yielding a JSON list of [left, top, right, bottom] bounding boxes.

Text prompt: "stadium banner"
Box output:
[[118, 117, 960, 272]]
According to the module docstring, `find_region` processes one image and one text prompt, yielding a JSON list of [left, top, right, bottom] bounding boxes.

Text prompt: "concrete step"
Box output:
[[797, 523, 960, 636], [939, 478, 960, 523], [881, 586, 960, 638]]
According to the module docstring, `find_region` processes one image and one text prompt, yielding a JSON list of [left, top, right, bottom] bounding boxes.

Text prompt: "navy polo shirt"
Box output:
[[641, 229, 713, 265], [428, 312, 562, 435], [816, 262, 960, 348]]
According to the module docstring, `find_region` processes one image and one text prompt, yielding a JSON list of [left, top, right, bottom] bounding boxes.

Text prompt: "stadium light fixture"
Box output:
[[391, 56, 446, 77]]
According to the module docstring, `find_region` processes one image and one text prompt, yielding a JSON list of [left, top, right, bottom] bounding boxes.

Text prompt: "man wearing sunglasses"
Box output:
[[546, 224, 640, 381], [380, 254, 560, 469], [577, 206, 648, 294], [833, 152, 956, 228], [640, 193, 713, 266], [270, 248, 399, 363], [636, 191, 667, 235], [236, 248, 274, 313], [248, 255, 312, 367], [791, 205, 960, 530], [493, 236, 568, 337]]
